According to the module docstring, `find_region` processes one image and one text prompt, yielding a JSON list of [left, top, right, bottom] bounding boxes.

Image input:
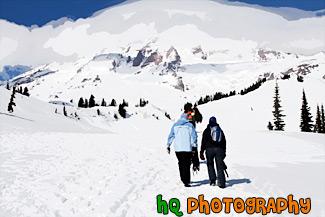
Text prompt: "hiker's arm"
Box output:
[[190, 125, 197, 148], [167, 124, 175, 147], [200, 129, 208, 153]]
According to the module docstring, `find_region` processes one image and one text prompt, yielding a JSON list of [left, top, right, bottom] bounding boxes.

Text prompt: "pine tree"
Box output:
[[16, 86, 22, 94], [89, 95, 95, 108], [313, 105, 321, 133], [75, 112, 80, 120], [299, 90, 313, 132], [194, 106, 203, 123], [23, 87, 30, 96], [197, 97, 204, 105], [84, 99, 89, 108], [110, 99, 116, 106], [122, 99, 128, 107], [139, 98, 148, 107], [7, 87, 16, 113], [272, 81, 285, 131], [118, 104, 126, 118], [320, 104, 325, 134], [63, 106, 67, 116], [8, 103, 14, 113], [267, 121, 274, 130], [101, 98, 107, 107], [6, 80, 10, 90], [127, 56, 132, 63], [78, 97, 84, 108]]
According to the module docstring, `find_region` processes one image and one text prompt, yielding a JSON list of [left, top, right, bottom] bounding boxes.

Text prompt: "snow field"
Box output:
[[1, 60, 325, 216], [0, 115, 324, 216]]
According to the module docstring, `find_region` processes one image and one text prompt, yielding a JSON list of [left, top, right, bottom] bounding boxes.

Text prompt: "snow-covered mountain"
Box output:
[[1, 0, 325, 216], [1, 67, 325, 217], [1, 0, 324, 105]]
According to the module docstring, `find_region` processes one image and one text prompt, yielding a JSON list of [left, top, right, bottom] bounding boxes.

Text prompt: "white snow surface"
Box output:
[[1, 69, 325, 216]]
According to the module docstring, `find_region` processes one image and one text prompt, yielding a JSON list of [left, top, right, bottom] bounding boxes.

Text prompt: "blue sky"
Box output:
[[0, 0, 324, 27]]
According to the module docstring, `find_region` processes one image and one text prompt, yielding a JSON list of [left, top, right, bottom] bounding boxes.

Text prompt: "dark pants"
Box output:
[[175, 152, 192, 185], [206, 147, 225, 187]]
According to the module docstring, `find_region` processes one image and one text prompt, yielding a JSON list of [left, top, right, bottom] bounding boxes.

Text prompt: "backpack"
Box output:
[[210, 126, 222, 142]]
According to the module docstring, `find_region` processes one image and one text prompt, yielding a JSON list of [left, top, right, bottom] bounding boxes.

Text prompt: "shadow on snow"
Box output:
[[0, 112, 35, 122], [191, 178, 251, 188]]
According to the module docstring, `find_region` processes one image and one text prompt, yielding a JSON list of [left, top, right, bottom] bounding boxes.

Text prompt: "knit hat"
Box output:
[[209, 116, 217, 124]]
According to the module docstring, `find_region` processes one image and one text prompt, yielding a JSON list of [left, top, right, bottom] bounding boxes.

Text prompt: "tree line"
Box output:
[[196, 78, 266, 106], [77, 95, 150, 119], [268, 81, 324, 133], [7, 85, 30, 113]]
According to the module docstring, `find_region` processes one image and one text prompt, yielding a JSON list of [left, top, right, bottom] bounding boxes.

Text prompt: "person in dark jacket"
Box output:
[[200, 116, 226, 188]]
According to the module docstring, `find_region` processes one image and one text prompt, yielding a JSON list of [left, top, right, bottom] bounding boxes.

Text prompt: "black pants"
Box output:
[[206, 147, 225, 187], [175, 152, 192, 185]]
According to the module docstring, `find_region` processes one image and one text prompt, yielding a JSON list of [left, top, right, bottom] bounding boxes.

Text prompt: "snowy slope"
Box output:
[[0, 88, 113, 133], [0, 63, 325, 217], [1, 65, 325, 216], [6, 48, 324, 117]]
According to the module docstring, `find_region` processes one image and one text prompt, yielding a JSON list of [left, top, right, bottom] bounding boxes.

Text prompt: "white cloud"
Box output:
[[289, 38, 325, 50], [0, 37, 18, 60]]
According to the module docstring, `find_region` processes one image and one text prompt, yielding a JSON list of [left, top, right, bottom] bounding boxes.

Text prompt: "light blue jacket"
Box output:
[[167, 113, 197, 152]]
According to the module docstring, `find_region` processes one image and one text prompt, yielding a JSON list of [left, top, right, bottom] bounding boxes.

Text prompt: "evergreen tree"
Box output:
[[23, 87, 30, 96], [84, 99, 89, 108], [139, 98, 144, 107], [101, 98, 107, 107], [272, 81, 285, 130], [75, 112, 80, 120], [165, 112, 171, 120], [127, 56, 132, 63], [193, 106, 203, 123], [8, 102, 14, 113], [7, 87, 16, 113], [299, 90, 313, 132], [122, 99, 128, 107], [118, 104, 126, 118], [320, 104, 325, 134], [197, 97, 204, 105], [267, 121, 274, 130], [89, 95, 95, 108], [313, 105, 321, 133], [6, 80, 10, 90], [63, 106, 67, 116], [78, 97, 84, 108], [110, 99, 116, 106]]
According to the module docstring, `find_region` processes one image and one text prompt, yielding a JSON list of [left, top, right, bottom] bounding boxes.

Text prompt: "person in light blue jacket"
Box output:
[[167, 113, 198, 187]]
